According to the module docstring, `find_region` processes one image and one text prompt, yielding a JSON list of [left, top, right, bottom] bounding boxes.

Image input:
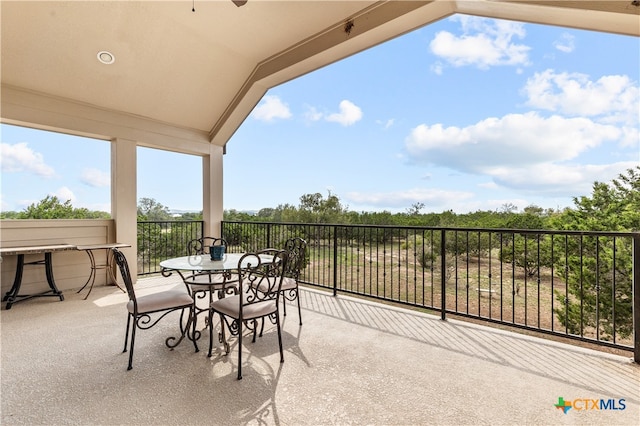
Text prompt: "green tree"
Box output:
[[137, 197, 172, 221], [499, 203, 519, 214], [406, 202, 425, 216], [136, 198, 178, 271], [16, 195, 109, 219], [551, 167, 639, 340], [224, 209, 257, 222], [274, 203, 298, 223], [257, 208, 275, 219], [179, 211, 203, 221], [0, 211, 22, 219], [298, 191, 347, 224], [499, 211, 549, 278]]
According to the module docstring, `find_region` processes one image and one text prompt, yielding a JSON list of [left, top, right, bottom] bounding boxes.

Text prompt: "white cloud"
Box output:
[[484, 198, 530, 212], [16, 198, 39, 210], [405, 112, 620, 172], [304, 106, 323, 122], [306, 100, 363, 126], [81, 202, 111, 212], [325, 100, 363, 126], [51, 186, 75, 203], [0, 193, 8, 212], [490, 161, 639, 196], [345, 188, 474, 209], [553, 33, 575, 53], [402, 111, 637, 198], [0, 142, 56, 178], [251, 95, 292, 122], [523, 70, 639, 127], [429, 16, 530, 70], [376, 118, 395, 129], [404, 64, 639, 201], [477, 181, 499, 190], [430, 62, 444, 75], [80, 168, 110, 187], [344, 188, 510, 214]]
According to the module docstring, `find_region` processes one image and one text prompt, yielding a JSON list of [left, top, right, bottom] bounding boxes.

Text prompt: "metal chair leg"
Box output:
[[295, 287, 302, 326], [276, 311, 284, 363], [123, 314, 131, 353], [208, 309, 215, 357], [127, 322, 137, 371], [237, 318, 243, 380]]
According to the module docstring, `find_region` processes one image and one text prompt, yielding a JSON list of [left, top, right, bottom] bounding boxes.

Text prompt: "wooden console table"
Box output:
[[1, 244, 76, 309]]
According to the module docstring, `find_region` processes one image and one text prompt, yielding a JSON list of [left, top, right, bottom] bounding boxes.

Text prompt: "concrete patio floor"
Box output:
[[1, 275, 638, 425]]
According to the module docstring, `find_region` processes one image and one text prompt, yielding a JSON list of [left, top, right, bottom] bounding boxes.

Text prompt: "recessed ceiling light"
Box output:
[[97, 51, 115, 65]]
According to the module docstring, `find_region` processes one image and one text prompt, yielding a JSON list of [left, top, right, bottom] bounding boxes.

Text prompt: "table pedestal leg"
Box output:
[[44, 252, 64, 300], [3, 253, 64, 309], [77, 249, 97, 299], [3, 254, 25, 309], [77, 249, 126, 299]]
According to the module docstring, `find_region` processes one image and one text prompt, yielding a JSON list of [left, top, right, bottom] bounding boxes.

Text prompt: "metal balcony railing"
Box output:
[[135, 219, 639, 362], [137, 220, 204, 275], [221, 221, 639, 362]]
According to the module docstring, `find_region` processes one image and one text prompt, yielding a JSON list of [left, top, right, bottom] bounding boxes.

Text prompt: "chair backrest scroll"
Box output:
[[112, 248, 136, 306]]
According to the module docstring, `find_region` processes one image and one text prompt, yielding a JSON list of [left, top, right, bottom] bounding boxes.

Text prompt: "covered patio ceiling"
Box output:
[[2, 1, 639, 149]]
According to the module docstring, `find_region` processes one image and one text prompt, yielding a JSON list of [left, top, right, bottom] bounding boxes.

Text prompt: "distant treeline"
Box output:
[[3, 167, 639, 234], [0, 196, 110, 219], [225, 166, 640, 233]]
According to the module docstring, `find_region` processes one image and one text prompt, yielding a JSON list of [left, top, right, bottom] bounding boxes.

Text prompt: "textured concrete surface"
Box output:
[[1, 276, 638, 425]]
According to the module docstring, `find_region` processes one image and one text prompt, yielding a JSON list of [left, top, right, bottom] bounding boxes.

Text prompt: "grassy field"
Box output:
[[301, 243, 633, 349]]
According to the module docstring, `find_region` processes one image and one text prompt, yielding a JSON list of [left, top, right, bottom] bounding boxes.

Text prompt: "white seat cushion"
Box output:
[[211, 293, 277, 320], [128, 290, 193, 314], [280, 277, 297, 291], [250, 276, 295, 294]]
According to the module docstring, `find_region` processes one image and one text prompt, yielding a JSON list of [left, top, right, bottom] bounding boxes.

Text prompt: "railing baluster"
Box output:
[[440, 229, 446, 320], [208, 220, 637, 358], [332, 226, 338, 296], [633, 235, 640, 363]]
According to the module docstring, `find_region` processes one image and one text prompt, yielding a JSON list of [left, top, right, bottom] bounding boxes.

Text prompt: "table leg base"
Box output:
[[4, 291, 64, 310], [3, 253, 64, 309], [77, 248, 126, 299]]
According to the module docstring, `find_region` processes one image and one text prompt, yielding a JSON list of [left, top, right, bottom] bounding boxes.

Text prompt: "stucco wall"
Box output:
[[1, 219, 117, 298]]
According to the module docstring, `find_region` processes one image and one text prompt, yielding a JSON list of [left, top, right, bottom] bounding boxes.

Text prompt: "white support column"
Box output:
[[203, 144, 224, 238], [111, 138, 138, 282]]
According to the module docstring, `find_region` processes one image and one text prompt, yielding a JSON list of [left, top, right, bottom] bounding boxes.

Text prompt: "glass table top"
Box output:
[[160, 253, 273, 271]]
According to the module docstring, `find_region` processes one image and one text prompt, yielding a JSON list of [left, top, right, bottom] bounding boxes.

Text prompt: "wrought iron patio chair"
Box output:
[[280, 237, 307, 325], [112, 248, 198, 370], [250, 237, 307, 325], [208, 248, 289, 380], [184, 237, 239, 322]]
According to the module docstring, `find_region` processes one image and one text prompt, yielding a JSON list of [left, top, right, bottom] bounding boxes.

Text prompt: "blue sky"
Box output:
[[2, 15, 639, 215]]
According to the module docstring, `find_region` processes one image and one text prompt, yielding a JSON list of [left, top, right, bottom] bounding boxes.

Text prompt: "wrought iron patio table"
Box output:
[[160, 253, 253, 277], [76, 243, 131, 299], [159, 253, 273, 343], [1, 244, 76, 309]]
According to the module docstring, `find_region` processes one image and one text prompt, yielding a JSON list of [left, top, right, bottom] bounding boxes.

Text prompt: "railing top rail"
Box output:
[[138, 220, 203, 223], [222, 221, 638, 238]]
